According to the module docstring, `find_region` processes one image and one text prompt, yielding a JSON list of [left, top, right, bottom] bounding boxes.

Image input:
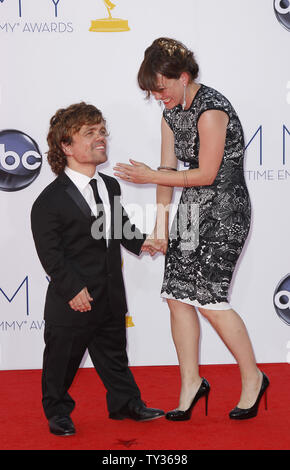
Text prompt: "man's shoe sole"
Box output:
[[49, 428, 76, 436], [110, 413, 165, 422], [138, 413, 165, 422]]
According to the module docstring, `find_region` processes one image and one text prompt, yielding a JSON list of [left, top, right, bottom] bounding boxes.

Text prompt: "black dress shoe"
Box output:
[[109, 403, 165, 422], [48, 415, 76, 436]]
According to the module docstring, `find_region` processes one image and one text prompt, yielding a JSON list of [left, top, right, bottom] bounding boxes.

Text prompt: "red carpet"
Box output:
[[0, 363, 289, 450]]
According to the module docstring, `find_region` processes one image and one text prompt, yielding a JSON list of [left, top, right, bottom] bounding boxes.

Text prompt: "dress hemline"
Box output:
[[161, 292, 231, 310]]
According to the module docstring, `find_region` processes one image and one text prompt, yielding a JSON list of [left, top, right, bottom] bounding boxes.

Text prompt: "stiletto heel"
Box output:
[[166, 378, 210, 421], [205, 389, 209, 416], [229, 372, 269, 420], [264, 387, 268, 410]]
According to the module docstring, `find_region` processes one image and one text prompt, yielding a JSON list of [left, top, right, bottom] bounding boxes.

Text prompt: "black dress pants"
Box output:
[[41, 306, 142, 419]]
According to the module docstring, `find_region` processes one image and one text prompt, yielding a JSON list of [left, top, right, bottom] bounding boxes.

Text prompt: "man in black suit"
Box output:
[[31, 102, 164, 436]]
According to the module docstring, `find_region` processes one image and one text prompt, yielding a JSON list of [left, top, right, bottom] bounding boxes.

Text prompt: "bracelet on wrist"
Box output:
[[157, 166, 177, 171]]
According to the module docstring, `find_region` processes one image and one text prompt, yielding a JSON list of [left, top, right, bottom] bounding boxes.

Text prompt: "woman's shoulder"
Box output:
[[198, 84, 232, 107], [196, 84, 236, 116]]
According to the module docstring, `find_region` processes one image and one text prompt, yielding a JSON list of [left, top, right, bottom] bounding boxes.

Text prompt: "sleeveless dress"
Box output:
[[160, 84, 251, 310]]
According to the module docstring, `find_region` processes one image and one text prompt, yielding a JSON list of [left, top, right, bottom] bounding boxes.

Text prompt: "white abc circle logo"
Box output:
[[0, 129, 42, 191], [273, 274, 290, 325], [274, 0, 290, 31], [274, 0, 290, 15], [274, 290, 290, 309], [0, 146, 41, 171]]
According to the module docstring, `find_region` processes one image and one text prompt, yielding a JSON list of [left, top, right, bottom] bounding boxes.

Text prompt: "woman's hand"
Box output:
[[114, 159, 155, 184], [141, 231, 168, 256]]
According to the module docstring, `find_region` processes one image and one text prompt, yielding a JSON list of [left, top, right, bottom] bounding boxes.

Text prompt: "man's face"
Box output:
[[64, 121, 108, 167]]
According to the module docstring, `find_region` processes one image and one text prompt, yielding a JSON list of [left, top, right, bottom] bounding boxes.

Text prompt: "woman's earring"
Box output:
[[182, 83, 187, 110]]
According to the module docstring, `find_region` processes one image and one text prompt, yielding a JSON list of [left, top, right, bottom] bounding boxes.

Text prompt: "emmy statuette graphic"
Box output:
[[90, 0, 130, 32], [126, 315, 135, 328]]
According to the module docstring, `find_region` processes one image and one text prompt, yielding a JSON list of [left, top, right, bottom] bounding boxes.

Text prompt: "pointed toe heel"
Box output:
[[229, 372, 269, 420], [166, 377, 210, 421]]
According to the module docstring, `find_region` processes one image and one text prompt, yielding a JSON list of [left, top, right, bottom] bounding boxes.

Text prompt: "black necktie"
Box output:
[[89, 178, 106, 240]]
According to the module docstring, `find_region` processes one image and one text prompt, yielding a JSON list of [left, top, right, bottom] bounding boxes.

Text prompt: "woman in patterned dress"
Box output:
[[114, 38, 269, 420]]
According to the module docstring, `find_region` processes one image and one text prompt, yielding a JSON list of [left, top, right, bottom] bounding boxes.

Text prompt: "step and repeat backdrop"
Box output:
[[0, 0, 289, 370]]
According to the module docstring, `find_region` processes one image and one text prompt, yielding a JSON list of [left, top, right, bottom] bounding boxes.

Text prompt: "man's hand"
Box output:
[[69, 287, 93, 312], [141, 233, 168, 256]]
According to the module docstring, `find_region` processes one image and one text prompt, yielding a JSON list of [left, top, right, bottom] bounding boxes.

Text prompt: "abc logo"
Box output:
[[0, 130, 42, 192], [273, 274, 290, 325], [274, 0, 290, 31]]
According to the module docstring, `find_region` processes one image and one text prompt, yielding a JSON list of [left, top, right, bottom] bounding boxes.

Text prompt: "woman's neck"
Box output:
[[184, 82, 201, 110]]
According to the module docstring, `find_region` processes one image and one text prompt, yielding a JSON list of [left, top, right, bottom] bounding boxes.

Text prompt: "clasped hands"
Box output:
[[141, 233, 168, 256]]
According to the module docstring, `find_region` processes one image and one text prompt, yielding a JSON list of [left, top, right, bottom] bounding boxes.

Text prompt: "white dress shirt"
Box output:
[[65, 167, 111, 244]]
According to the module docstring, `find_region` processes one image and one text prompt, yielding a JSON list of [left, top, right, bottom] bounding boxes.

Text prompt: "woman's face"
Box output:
[[151, 73, 185, 109]]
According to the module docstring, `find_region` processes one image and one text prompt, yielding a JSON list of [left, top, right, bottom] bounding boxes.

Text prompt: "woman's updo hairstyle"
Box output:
[[138, 37, 199, 98]]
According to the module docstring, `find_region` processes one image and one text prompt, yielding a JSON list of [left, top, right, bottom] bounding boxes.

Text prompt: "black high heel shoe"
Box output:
[[165, 378, 210, 421], [229, 372, 269, 420]]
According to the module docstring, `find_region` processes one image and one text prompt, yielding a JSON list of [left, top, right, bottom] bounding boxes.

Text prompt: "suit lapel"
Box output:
[[99, 172, 116, 248], [58, 173, 115, 246], [58, 172, 92, 220], [58, 172, 117, 247]]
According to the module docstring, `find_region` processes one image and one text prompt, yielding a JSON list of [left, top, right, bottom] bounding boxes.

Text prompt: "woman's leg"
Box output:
[[198, 307, 262, 408], [167, 298, 202, 411]]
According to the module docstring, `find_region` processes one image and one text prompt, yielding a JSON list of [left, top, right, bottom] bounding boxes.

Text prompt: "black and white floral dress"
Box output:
[[161, 84, 251, 310]]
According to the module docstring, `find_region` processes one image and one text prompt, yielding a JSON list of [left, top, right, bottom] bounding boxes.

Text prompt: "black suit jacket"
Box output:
[[31, 171, 146, 327]]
